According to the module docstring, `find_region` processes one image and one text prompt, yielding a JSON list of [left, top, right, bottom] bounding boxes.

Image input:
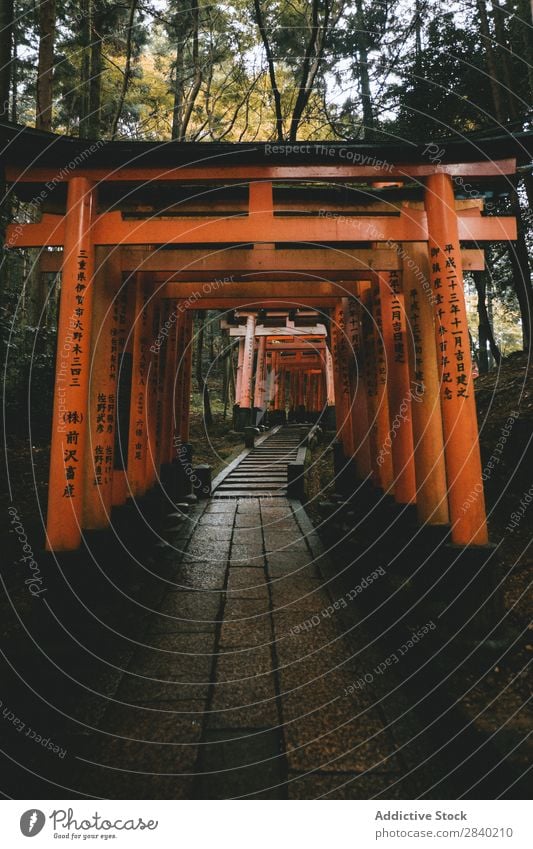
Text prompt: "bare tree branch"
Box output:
[[289, 0, 330, 141], [110, 0, 139, 139], [253, 0, 284, 141]]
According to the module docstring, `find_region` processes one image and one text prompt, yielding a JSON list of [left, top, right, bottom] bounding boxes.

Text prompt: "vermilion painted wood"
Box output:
[[39, 246, 486, 274], [425, 173, 488, 546], [363, 284, 395, 493], [126, 276, 153, 498], [82, 247, 121, 530], [160, 299, 179, 465], [378, 272, 417, 505], [111, 281, 135, 507], [9, 209, 516, 246], [253, 336, 267, 411], [346, 296, 372, 479], [5, 157, 516, 182], [45, 177, 96, 552], [178, 311, 194, 443], [403, 242, 450, 526], [144, 299, 161, 490], [239, 313, 256, 410]]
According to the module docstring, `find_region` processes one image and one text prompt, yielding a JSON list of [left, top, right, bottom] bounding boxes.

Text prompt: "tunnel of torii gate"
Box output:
[[1, 121, 528, 553], [221, 311, 332, 428]]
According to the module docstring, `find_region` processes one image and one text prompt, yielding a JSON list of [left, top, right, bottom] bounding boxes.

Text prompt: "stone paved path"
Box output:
[[70, 491, 423, 799]]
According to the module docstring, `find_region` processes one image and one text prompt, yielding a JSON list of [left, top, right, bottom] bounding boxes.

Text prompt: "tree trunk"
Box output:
[[88, 1, 104, 137], [289, 0, 330, 141], [171, 18, 185, 140], [177, 0, 202, 140], [492, 1, 517, 120], [354, 0, 374, 136], [196, 313, 213, 426], [111, 0, 138, 138], [0, 0, 14, 121], [36, 0, 56, 131], [474, 270, 501, 372], [516, 0, 533, 101], [79, 0, 91, 137], [0, 0, 14, 324], [508, 184, 533, 352], [253, 0, 284, 141], [477, 0, 505, 122]]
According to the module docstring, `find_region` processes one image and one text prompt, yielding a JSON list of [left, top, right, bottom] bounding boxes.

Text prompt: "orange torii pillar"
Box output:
[[144, 298, 161, 491], [425, 174, 488, 546], [158, 299, 179, 500], [45, 176, 96, 552], [171, 308, 194, 497], [112, 279, 134, 507], [377, 271, 417, 507], [154, 300, 169, 473], [177, 309, 194, 444], [362, 285, 395, 494], [82, 247, 121, 530], [346, 296, 372, 481], [324, 345, 336, 428], [277, 362, 287, 423], [235, 312, 256, 430], [296, 366, 306, 422], [264, 351, 272, 416], [331, 299, 358, 494], [309, 372, 317, 417], [331, 300, 355, 458], [317, 368, 326, 413], [288, 369, 296, 420], [126, 276, 153, 499], [233, 337, 245, 427], [173, 306, 187, 453], [402, 243, 449, 528], [272, 353, 281, 419], [305, 371, 312, 416], [253, 335, 267, 425], [159, 299, 179, 467]]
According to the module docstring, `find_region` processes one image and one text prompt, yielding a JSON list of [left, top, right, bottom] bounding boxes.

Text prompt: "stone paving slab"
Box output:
[[173, 559, 228, 591], [81, 438, 422, 798], [267, 552, 321, 579], [116, 670, 211, 704], [226, 567, 270, 600], [219, 599, 274, 649], [229, 544, 265, 563], [196, 729, 285, 799], [286, 771, 411, 799], [234, 512, 264, 527], [72, 758, 195, 800], [98, 699, 205, 748], [269, 576, 325, 607], [151, 591, 222, 632], [209, 654, 279, 729], [282, 703, 401, 774]]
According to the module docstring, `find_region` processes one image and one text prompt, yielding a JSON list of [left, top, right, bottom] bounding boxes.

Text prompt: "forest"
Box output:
[[0, 0, 532, 431]]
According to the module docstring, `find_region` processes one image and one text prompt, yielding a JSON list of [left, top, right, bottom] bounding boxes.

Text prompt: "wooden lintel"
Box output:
[[37, 245, 485, 275], [5, 158, 516, 183], [9, 209, 515, 249], [157, 281, 358, 300]]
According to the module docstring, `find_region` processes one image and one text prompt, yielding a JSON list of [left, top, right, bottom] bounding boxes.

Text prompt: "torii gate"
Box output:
[[1, 121, 523, 552], [224, 313, 329, 426]]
